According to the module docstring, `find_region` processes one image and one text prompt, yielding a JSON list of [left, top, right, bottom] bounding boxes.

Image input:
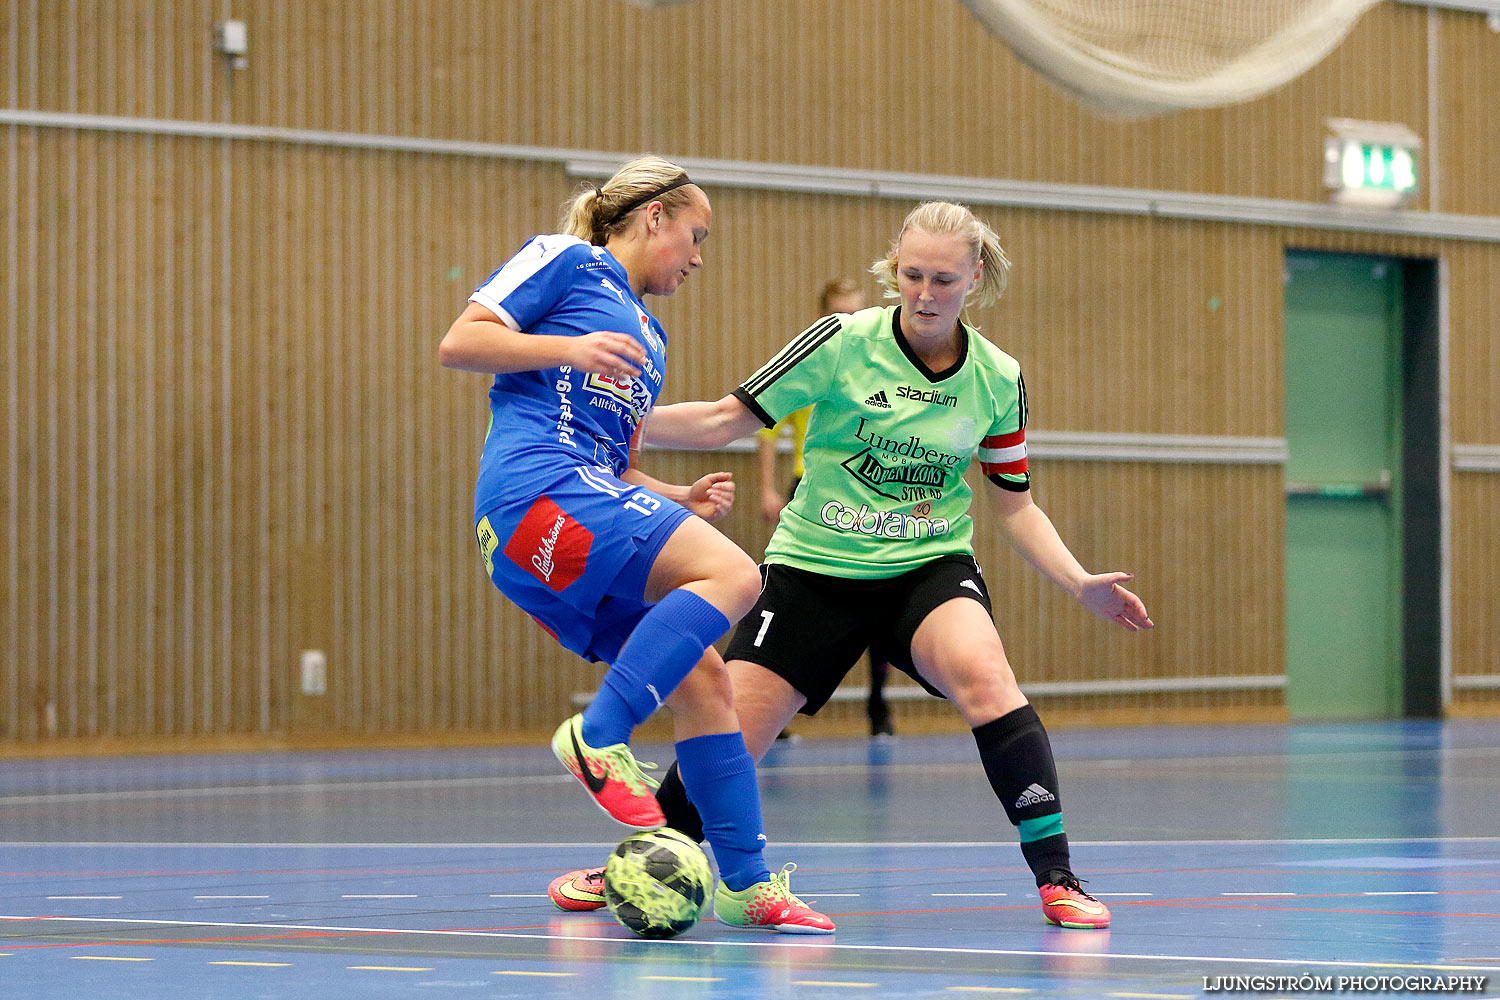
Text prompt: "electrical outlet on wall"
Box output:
[[300, 650, 327, 696]]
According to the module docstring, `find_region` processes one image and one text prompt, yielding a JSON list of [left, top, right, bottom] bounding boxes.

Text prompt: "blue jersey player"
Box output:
[[439, 156, 833, 933]]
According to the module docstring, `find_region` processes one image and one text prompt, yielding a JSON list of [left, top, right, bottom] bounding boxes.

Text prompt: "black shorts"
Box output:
[[723, 554, 993, 714]]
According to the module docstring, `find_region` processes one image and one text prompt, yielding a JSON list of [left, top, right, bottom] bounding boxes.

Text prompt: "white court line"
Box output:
[[489, 894, 547, 899], [46, 895, 122, 900], [0, 774, 576, 806], [3, 914, 1497, 973], [195, 895, 269, 900], [1363, 891, 1439, 896], [931, 893, 1008, 897], [8, 748, 1497, 806], [342, 894, 418, 899], [1222, 892, 1298, 896]]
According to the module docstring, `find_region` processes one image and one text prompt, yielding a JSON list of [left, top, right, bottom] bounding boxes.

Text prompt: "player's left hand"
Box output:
[[1077, 572, 1154, 631], [685, 471, 735, 523]]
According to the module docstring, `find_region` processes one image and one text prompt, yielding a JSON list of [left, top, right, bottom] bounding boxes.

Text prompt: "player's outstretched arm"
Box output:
[[645, 394, 762, 450], [621, 468, 736, 524], [985, 484, 1154, 632], [438, 301, 645, 378]]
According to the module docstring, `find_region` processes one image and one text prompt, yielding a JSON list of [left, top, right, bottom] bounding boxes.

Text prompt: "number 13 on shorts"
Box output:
[[624, 492, 661, 517]]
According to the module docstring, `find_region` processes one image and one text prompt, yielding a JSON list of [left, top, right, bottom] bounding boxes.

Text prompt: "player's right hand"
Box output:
[[569, 332, 646, 379]]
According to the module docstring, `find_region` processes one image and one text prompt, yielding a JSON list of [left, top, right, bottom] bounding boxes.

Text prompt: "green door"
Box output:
[[1283, 251, 1403, 719]]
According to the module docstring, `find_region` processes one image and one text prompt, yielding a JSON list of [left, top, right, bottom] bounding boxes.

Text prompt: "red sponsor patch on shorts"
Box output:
[[502, 496, 593, 593]]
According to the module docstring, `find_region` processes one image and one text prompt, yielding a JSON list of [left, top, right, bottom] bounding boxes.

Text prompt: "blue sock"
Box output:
[[580, 589, 730, 748], [675, 731, 771, 891]]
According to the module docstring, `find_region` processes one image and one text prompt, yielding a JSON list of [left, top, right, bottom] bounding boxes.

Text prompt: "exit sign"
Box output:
[[1324, 118, 1421, 208]]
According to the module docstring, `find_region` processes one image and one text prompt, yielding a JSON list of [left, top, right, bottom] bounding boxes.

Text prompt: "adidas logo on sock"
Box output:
[[1015, 783, 1057, 809], [864, 390, 891, 408]]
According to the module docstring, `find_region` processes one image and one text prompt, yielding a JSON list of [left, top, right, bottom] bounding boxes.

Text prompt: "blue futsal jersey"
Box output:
[[469, 234, 669, 519], [466, 234, 693, 661]]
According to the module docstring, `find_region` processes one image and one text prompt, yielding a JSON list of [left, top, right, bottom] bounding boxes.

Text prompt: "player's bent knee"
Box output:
[[942, 659, 1023, 718], [715, 551, 763, 622]]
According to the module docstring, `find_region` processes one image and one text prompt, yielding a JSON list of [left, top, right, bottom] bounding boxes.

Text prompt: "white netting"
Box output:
[[613, 0, 1378, 120], [957, 0, 1381, 119]]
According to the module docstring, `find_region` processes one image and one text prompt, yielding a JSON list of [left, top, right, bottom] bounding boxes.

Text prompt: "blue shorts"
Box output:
[[474, 464, 695, 663]]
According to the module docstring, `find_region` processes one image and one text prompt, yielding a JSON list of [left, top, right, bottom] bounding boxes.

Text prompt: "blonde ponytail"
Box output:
[[560, 155, 698, 245]]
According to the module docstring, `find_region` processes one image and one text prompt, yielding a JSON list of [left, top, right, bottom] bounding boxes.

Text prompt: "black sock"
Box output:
[[655, 760, 706, 843], [972, 704, 1071, 886]]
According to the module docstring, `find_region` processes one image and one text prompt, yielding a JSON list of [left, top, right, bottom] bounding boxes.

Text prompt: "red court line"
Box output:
[[822, 891, 1500, 920], [815, 865, 1024, 874], [1118, 899, 1500, 919], [0, 870, 241, 878], [0, 918, 613, 951], [1158, 888, 1499, 903], [1161, 867, 1500, 879]]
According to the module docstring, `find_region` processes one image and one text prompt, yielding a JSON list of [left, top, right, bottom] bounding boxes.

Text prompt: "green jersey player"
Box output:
[[548, 201, 1153, 930]]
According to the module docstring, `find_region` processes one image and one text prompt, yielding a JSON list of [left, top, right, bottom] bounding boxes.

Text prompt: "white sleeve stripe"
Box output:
[[472, 235, 583, 325], [978, 443, 1027, 464], [468, 291, 521, 331]]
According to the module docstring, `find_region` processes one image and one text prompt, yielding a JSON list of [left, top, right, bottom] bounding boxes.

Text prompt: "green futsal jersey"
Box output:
[[732, 305, 1031, 578]]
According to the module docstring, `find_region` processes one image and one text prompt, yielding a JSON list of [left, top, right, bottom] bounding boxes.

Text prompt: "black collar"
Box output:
[[891, 306, 968, 383]]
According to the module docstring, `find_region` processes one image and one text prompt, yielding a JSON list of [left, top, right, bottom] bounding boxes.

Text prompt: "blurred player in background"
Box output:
[[440, 155, 832, 933], [550, 201, 1151, 930], [759, 278, 895, 740]]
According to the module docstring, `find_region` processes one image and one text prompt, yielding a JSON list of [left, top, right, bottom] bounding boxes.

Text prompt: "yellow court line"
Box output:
[[348, 965, 433, 972], [791, 981, 878, 988], [641, 975, 725, 982], [209, 961, 292, 967], [73, 956, 154, 962], [493, 971, 577, 977], [947, 989, 1031, 994]]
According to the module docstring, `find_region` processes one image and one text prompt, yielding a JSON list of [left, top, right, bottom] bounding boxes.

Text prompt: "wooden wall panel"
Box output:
[[6, 0, 1500, 743], [1452, 474, 1499, 708], [3, 130, 227, 739], [1438, 9, 1500, 217], [1448, 245, 1500, 444], [14, 2, 1485, 206]]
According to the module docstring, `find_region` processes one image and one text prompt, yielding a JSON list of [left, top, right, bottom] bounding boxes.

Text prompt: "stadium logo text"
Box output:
[[898, 385, 957, 407]]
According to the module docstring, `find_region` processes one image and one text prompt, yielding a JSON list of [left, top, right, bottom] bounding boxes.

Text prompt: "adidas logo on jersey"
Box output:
[[864, 390, 892, 408], [1015, 783, 1057, 809]]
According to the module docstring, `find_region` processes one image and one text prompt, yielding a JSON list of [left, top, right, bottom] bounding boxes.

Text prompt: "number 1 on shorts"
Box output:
[[753, 610, 774, 647]]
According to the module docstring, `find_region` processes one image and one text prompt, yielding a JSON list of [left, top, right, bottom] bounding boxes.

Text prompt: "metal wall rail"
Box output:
[[7, 108, 1500, 244]]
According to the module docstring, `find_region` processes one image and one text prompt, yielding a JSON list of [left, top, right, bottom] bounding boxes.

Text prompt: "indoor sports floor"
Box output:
[[3, 719, 1498, 999]]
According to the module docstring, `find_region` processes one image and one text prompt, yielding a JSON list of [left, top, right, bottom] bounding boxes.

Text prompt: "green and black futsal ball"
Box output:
[[603, 828, 714, 938]]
